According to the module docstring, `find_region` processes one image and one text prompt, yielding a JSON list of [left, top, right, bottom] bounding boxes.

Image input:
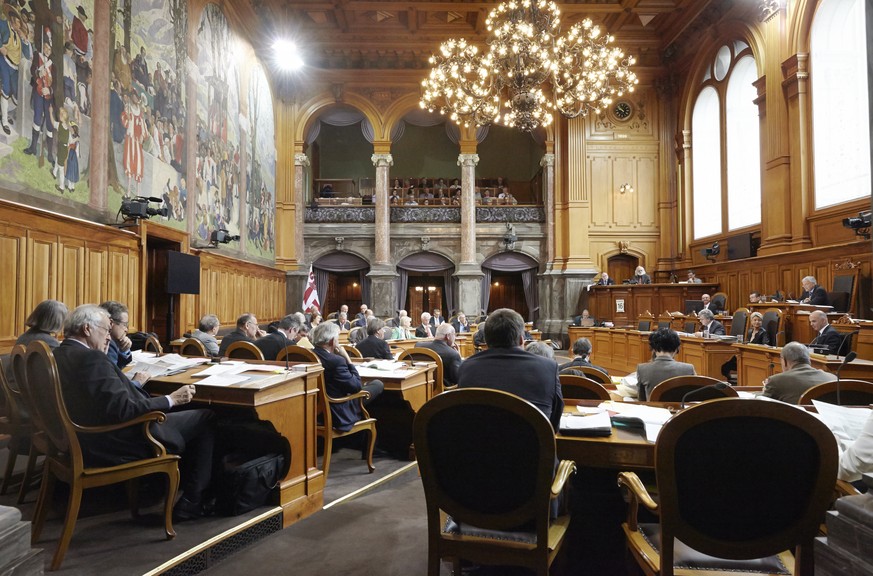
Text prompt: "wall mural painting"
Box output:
[[0, 0, 94, 203], [109, 0, 188, 230], [194, 4, 242, 249], [245, 60, 275, 259]]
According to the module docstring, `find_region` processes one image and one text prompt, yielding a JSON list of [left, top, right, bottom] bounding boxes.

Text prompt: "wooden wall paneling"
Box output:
[[59, 242, 85, 308], [86, 247, 106, 305], [0, 229, 25, 345], [637, 155, 657, 227], [27, 232, 57, 311]]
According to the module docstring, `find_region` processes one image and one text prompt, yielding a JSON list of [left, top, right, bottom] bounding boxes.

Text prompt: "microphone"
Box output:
[[835, 331, 851, 358], [835, 351, 857, 406], [681, 382, 729, 409], [768, 361, 775, 377]]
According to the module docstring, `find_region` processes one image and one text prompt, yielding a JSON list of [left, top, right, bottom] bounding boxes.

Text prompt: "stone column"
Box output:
[[540, 153, 555, 266], [454, 153, 484, 317], [367, 153, 398, 319], [293, 153, 309, 259], [89, 1, 109, 212], [538, 152, 562, 336]]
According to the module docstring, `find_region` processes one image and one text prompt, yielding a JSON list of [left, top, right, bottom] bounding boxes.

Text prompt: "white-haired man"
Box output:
[[417, 323, 462, 388]]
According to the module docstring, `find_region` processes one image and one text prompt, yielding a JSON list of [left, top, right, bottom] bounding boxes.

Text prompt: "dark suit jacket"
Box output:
[[415, 324, 433, 338], [218, 329, 255, 356], [312, 347, 364, 432], [558, 357, 608, 376], [451, 320, 471, 334], [811, 325, 845, 355], [457, 346, 563, 430], [53, 340, 171, 465], [336, 320, 351, 330], [106, 338, 132, 369], [255, 332, 293, 361], [702, 320, 726, 337], [595, 279, 615, 285], [429, 315, 445, 328], [801, 285, 829, 306], [355, 335, 393, 360], [636, 355, 695, 401], [631, 274, 652, 285], [746, 328, 770, 346], [417, 340, 462, 388], [701, 302, 723, 315]]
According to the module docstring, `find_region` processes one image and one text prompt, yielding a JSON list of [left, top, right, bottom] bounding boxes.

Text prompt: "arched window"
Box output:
[[691, 42, 762, 240], [811, 0, 870, 209]]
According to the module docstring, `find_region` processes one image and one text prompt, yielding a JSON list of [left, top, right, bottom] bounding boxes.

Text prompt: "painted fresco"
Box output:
[[109, 0, 188, 229], [0, 0, 94, 203], [245, 60, 275, 259], [194, 4, 242, 248]]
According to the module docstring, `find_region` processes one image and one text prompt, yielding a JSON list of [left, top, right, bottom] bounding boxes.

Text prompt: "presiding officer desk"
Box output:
[[585, 283, 719, 327]]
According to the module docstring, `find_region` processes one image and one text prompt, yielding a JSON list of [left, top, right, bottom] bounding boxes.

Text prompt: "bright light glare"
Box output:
[[273, 39, 304, 71]]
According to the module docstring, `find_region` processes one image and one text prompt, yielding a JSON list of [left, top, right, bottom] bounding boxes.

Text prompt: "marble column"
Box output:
[[454, 153, 484, 317], [538, 153, 562, 335], [367, 153, 398, 318], [540, 153, 555, 266], [293, 153, 309, 260], [89, 1, 109, 212]]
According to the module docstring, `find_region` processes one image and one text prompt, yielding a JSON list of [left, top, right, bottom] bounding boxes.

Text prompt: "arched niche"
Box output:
[[396, 252, 456, 319], [481, 252, 540, 322], [313, 251, 371, 315]]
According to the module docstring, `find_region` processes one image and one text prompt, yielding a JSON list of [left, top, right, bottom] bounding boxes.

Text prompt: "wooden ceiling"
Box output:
[[247, 0, 718, 71]]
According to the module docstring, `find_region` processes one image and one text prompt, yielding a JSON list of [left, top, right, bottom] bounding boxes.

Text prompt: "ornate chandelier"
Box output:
[[420, 0, 638, 132]]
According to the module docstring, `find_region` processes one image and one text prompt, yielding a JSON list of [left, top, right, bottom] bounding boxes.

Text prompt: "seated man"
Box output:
[[573, 309, 596, 327], [336, 312, 351, 331], [99, 300, 134, 369], [218, 313, 266, 356], [452, 312, 470, 334], [595, 272, 614, 285], [686, 270, 702, 283], [417, 323, 463, 388], [800, 275, 829, 306], [429, 308, 445, 328], [255, 313, 302, 360], [808, 310, 845, 355], [311, 322, 383, 431], [700, 293, 720, 314], [355, 318, 393, 360], [761, 341, 837, 404], [559, 337, 607, 375], [191, 314, 220, 356], [53, 305, 214, 520], [415, 312, 434, 338], [749, 290, 764, 304], [694, 309, 726, 338], [458, 308, 562, 430], [635, 328, 696, 401]]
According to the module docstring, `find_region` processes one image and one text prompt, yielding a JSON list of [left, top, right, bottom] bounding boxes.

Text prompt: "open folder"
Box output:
[[559, 411, 613, 437]]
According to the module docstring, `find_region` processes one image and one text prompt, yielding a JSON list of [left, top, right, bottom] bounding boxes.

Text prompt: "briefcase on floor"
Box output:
[[215, 451, 285, 516]]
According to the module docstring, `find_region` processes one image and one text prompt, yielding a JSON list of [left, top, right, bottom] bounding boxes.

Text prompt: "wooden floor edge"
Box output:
[[323, 461, 419, 510]]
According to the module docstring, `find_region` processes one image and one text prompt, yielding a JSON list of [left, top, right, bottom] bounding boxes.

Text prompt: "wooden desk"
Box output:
[[146, 363, 324, 527], [748, 302, 832, 343], [678, 336, 737, 379], [735, 343, 873, 386], [556, 401, 654, 470], [586, 283, 718, 327]]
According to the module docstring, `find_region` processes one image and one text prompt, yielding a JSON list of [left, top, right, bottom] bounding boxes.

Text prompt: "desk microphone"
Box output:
[[835, 351, 857, 406], [680, 382, 729, 409]]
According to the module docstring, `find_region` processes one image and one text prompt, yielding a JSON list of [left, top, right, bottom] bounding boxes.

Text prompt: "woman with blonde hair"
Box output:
[[390, 315, 414, 340]]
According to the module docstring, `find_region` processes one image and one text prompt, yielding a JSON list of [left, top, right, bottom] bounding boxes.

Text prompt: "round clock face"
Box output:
[[614, 101, 632, 120]]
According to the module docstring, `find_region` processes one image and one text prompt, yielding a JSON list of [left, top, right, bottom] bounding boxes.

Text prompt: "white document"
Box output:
[[560, 411, 612, 433], [361, 360, 408, 371], [196, 374, 250, 387], [811, 400, 872, 443], [600, 401, 673, 442], [356, 366, 413, 379], [193, 364, 245, 377]]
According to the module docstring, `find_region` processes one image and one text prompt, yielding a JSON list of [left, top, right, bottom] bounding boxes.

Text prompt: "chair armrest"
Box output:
[[551, 460, 576, 497], [72, 411, 171, 457], [836, 479, 861, 498], [326, 390, 371, 405], [618, 471, 658, 530]]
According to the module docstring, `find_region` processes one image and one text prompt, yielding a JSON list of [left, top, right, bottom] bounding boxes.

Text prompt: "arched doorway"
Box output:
[[313, 252, 371, 316], [481, 252, 540, 322], [396, 252, 455, 321], [607, 254, 639, 284]]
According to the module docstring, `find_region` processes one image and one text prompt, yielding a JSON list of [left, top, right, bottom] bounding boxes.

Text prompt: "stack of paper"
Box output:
[[811, 400, 872, 447], [599, 401, 673, 442], [127, 354, 210, 377], [560, 411, 612, 437]]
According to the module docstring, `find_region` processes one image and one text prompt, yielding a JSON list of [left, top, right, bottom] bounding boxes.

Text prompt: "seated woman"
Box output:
[[721, 311, 770, 380], [15, 299, 68, 349], [390, 316, 414, 340]]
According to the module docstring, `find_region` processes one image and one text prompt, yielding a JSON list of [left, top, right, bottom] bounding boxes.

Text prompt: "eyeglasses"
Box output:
[[93, 323, 112, 335], [111, 319, 129, 328]]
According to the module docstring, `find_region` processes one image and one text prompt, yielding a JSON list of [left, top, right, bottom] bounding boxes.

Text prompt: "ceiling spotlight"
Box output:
[[273, 39, 303, 71]]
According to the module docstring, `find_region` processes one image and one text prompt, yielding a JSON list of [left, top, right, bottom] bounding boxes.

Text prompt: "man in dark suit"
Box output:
[[355, 318, 393, 359], [635, 328, 695, 401], [595, 272, 614, 285], [417, 323, 463, 388], [694, 309, 726, 338], [99, 300, 133, 369], [311, 322, 383, 431], [355, 304, 368, 326], [255, 313, 303, 360], [762, 342, 836, 404], [429, 308, 445, 328], [809, 310, 845, 355], [336, 312, 351, 331], [457, 308, 562, 430], [53, 305, 214, 520], [700, 293, 721, 314], [415, 312, 434, 338], [800, 276, 829, 306], [451, 312, 471, 334], [218, 313, 266, 356], [559, 337, 607, 375]]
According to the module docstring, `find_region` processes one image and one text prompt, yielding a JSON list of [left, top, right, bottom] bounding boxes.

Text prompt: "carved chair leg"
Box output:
[[365, 428, 376, 473], [127, 477, 140, 517], [17, 448, 39, 504], [51, 480, 84, 571], [164, 468, 179, 540], [0, 446, 17, 494], [31, 465, 56, 544], [321, 432, 333, 483]]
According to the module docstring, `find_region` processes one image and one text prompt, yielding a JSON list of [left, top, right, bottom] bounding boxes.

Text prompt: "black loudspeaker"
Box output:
[[166, 251, 201, 294], [727, 233, 755, 260]]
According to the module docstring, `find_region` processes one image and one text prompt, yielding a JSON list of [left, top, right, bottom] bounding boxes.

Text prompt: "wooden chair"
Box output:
[[761, 308, 785, 347], [0, 350, 37, 502], [8, 344, 41, 504], [178, 337, 207, 357], [414, 388, 576, 576], [648, 375, 738, 402], [143, 335, 163, 354], [559, 374, 611, 400], [831, 267, 858, 314], [577, 365, 611, 385], [798, 379, 873, 406], [276, 345, 319, 364], [684, 320, 697, 334], [711, 291, 728, 313], [24, 341, 180, 571], [225, 340, 265, 360], [729, 307, 749, 339], [342, 344, 363, 359], [618, 398, 837, 576], [638, 312, 655, 332], [316, 373, 377, 483], [399, 347, 448, 394]]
